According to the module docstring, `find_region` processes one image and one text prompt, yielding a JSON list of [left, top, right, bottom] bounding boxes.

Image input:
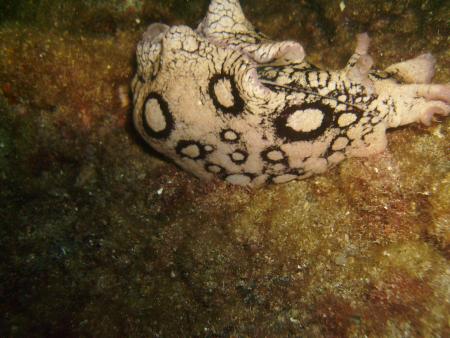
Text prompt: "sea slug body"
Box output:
[[132, 0, 450, 187]]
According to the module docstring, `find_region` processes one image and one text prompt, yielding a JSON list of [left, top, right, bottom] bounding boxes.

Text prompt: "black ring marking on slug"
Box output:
[[261, 146, 288, 165], [208, 74, 245, 116], [229, 150, 248, 165], [273, 102, 334, 142], [205, 162, 226, 175], [334, 107, 364, 128], [175, 140, 206, 160], [220, 128, 240, 143], [141, 92, 174, 139]]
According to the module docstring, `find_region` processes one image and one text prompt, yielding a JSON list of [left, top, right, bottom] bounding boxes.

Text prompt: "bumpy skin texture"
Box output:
[[132, 0, 450, 187]]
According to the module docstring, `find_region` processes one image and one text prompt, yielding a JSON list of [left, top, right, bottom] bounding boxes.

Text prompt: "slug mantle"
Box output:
[[132, 0, 449, 187]]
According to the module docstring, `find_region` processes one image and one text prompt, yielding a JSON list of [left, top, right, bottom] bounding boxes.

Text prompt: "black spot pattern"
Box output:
[[274, 102, 334, 142], [330, 135, 349, 152], [175, 140, 206, 160], [209, 74, 245, 116], [229, 150, 248, 164], [142, 92, 174, 139], [261, 146, 288, 165], [205, 162, 225, 175], [335, 108, 363, 128], [220, 128, 240, 143]]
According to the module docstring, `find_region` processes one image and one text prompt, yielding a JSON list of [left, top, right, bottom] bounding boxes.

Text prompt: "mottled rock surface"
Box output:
[[1, 0, 449, 336]]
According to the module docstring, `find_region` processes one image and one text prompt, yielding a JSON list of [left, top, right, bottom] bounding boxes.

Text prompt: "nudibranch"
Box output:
[[132, 0, 449, 187]]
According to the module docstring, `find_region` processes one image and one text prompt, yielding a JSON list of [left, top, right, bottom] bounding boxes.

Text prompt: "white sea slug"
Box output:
[[132, 0, 449, 187]]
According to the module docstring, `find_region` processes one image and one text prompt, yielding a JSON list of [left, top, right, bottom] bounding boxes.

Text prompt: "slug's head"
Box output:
[[135, 23, 169, 83]]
